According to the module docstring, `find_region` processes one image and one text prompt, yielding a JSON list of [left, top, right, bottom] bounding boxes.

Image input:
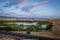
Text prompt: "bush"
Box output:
[[2, 27, 13, 31], [27, 25, 35, 31], [26, 31, 30, 34]]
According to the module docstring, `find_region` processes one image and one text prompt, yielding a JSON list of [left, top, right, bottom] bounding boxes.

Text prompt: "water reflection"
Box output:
[[8, 22, 47, 29], [9, 22, 38, 26]]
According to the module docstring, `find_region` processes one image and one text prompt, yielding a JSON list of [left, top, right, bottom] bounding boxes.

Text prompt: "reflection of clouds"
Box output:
[[41, 25, 47, 28]]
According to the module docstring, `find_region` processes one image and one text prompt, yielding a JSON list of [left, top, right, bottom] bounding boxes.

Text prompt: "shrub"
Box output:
[[27, 31, 30, 34]]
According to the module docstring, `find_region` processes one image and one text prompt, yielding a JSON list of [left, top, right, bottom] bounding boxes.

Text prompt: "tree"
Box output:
[[2, 27, 13, 31], [27, 25, 35, 31], [26, 31, 30, 34], [17, 24, 24, 31], [35, 25, 44, 31], [45, 22, 52, 31], [35, 22, 44, 31]]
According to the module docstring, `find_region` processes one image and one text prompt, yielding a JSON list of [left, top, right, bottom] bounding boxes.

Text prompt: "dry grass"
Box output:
[[0, 34, 18, 40]]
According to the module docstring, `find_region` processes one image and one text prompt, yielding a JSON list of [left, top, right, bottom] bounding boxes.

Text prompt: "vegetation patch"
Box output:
[[0, 21, 52, 31]]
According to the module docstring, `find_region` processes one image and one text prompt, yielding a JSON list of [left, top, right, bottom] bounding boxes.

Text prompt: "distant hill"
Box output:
[[0, 16, 43, 19], [0, 16, 16, 18]]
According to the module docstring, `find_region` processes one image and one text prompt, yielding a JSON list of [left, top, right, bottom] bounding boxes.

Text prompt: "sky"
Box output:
[[0, 0, 60, 18]]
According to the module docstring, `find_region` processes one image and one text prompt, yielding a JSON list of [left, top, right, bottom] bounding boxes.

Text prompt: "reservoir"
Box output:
[[8, 22, 38, 26]]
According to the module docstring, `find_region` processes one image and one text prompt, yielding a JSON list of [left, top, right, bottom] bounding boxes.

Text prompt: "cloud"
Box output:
[[31, 0, 48, 7], [18, 0, 27, 2], [21, 0, 49, 12], [4, 0, 27, 7], [3, 0, 49, 12], [0, 0, 60, 18], [0, 5, 57, 18]]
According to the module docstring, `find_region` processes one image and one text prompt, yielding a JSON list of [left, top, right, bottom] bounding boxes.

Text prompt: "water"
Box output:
[[8, 22, 47, 29], [41, 25, 47, 28], [8, 22, 38, 26]]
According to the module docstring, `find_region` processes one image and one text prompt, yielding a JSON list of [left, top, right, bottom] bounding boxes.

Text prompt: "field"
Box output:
[[0, 18, 60, 40]]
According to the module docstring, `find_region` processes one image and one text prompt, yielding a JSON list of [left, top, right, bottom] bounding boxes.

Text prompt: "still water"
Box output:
[[9, 22, 38, 26], [8, 22, 47, 29]]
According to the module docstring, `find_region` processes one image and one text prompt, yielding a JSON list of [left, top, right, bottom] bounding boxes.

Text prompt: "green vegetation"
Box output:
[[0, 21, 52, 31], [27, 25, 35, 31], [27, 31, 30, 34]]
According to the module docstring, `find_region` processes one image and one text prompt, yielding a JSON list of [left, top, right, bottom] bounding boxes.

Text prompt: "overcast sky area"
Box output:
[[0, 0, 60, 18]]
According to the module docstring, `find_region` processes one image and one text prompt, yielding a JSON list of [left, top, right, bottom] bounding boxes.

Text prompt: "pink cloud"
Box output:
[[22, 0, 49, 11], [31, 0, 48, 7], [18, 0, 27, 2]]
